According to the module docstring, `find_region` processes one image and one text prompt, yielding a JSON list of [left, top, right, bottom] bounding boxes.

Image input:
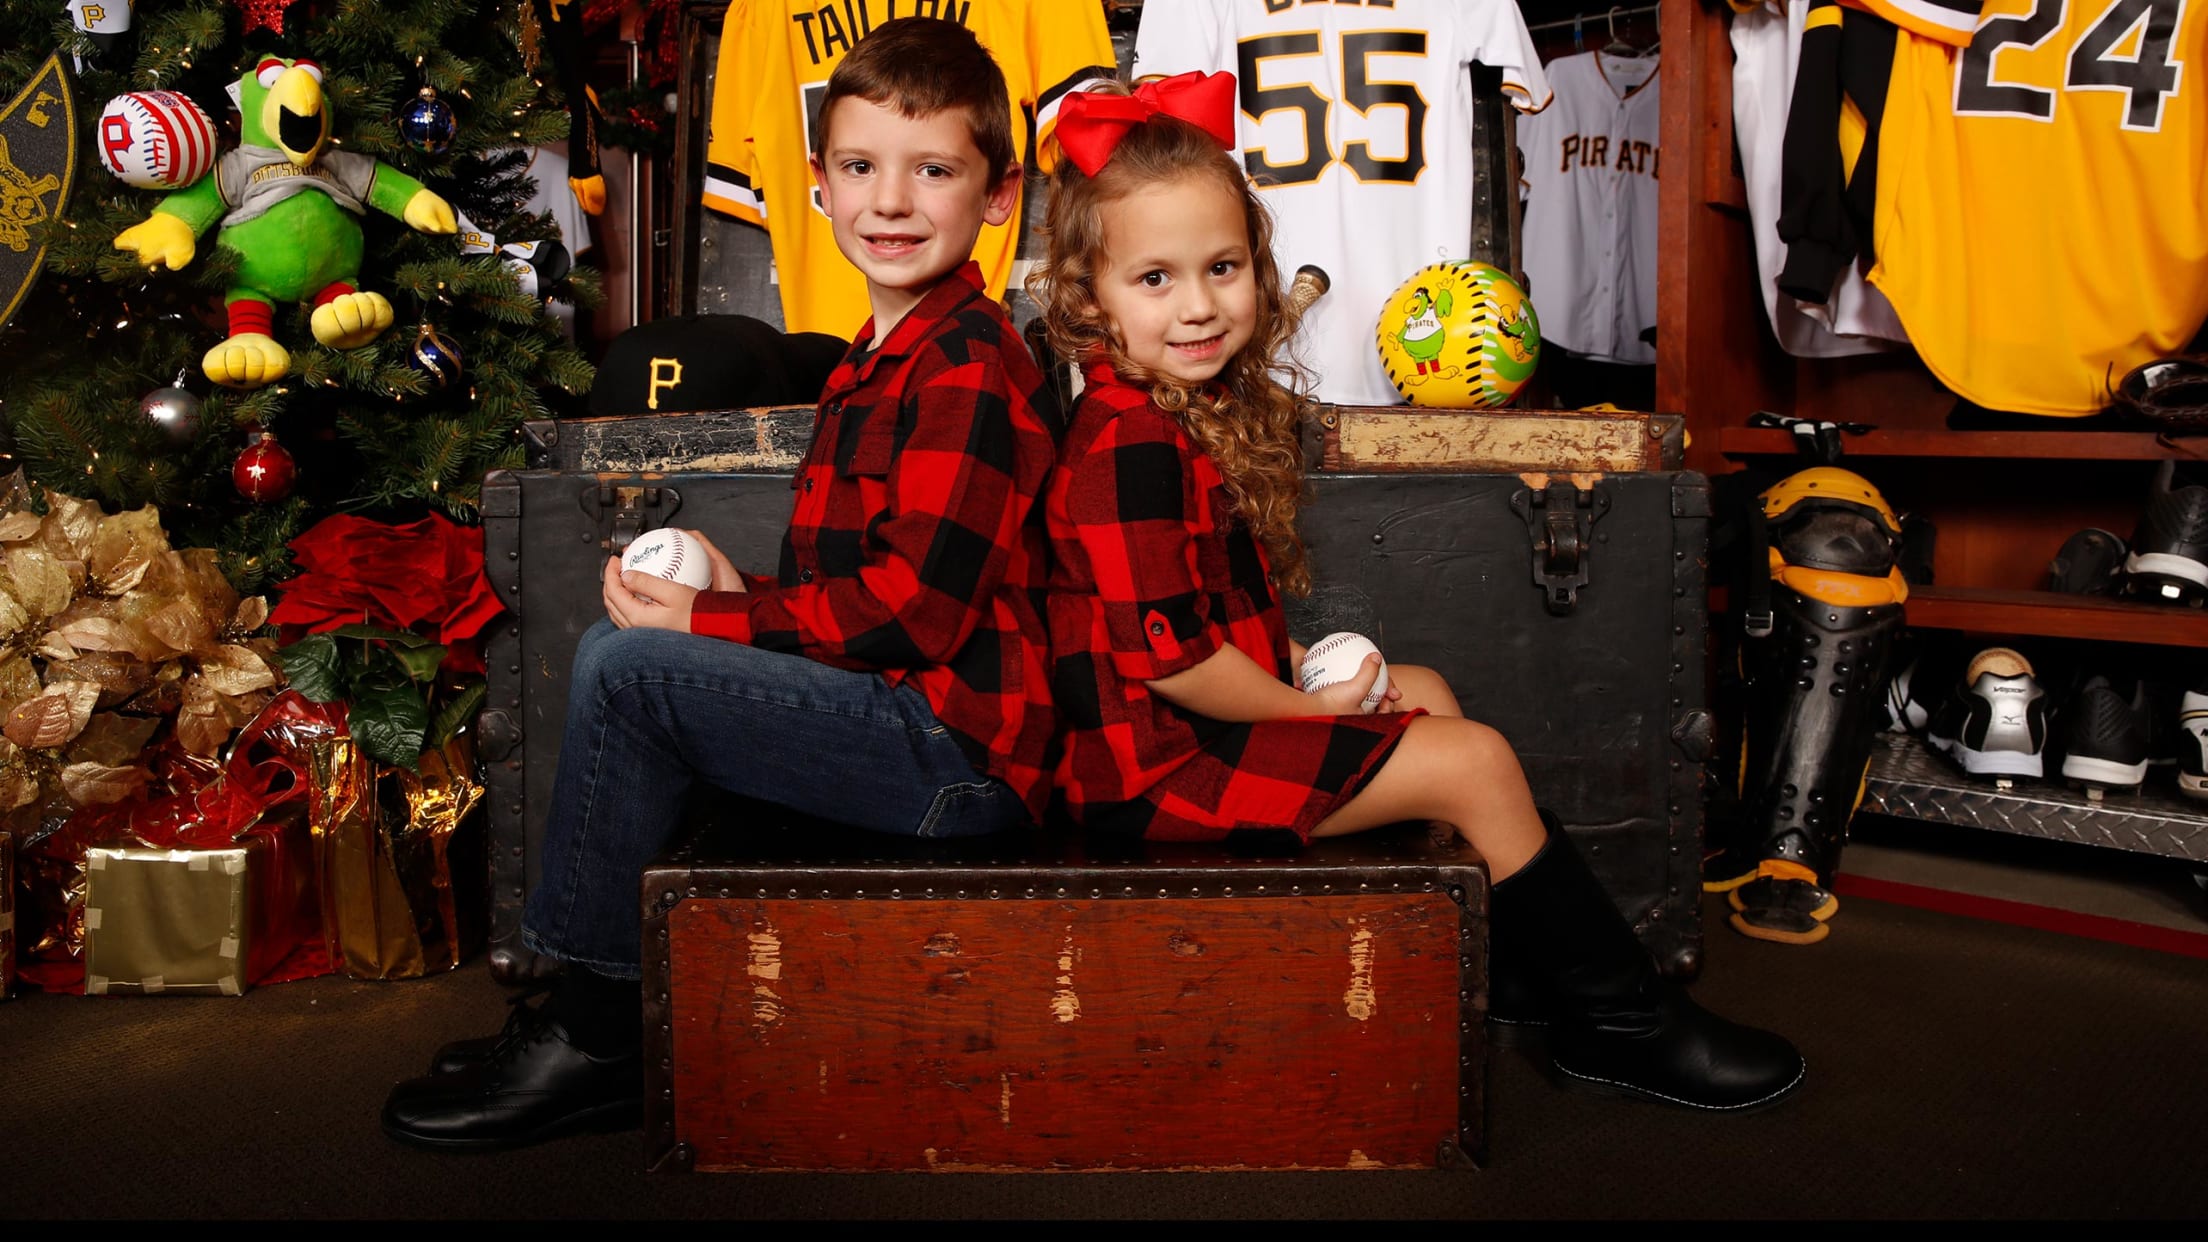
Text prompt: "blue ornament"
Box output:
[[404, 322, 463, 390], [399, 86, 456, 155]]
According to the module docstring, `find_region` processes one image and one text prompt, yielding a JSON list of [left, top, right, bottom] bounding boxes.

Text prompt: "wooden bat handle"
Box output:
[[1288, 265, 1331, 318]]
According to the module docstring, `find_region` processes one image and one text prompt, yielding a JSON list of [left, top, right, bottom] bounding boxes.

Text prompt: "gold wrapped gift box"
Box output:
[[80, 816, 316, 997], [84, 847, 252, 995]]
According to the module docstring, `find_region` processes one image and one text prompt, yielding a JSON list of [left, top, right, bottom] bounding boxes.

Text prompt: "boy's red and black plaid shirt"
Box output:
[[691, 261, 1064, 821]]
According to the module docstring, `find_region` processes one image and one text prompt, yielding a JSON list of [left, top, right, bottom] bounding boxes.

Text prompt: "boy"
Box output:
[[381, 17, 1063, 1152]]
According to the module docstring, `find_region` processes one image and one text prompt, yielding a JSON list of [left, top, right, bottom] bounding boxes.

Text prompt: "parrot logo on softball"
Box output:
[[1390, 286, 1461, 385], [1375, 260, 1542, 408], [1495, 296, 1539, 367]]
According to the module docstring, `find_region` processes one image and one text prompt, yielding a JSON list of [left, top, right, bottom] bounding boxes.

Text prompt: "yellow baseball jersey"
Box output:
[[1869, 2, 2208, 416], [1838, 0, 1984, 47], [703, 0, 1114, 337]]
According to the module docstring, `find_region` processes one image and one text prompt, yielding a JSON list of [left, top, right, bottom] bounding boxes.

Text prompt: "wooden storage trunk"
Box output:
[[639, 816, 1488, 1173], [1312, 405, 1685, 474], [479, 409, 1710, 981], [1291, 467, 1713, 978]]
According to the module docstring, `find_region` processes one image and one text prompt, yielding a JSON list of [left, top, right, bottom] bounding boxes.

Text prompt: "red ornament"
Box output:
[[238, 0, 287, 35], [234, 432, 296, 502]]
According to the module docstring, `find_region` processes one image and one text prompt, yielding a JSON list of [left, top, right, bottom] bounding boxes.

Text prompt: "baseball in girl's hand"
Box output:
[[620, 529, 711, 602], [1298, 631, 1389, 714]]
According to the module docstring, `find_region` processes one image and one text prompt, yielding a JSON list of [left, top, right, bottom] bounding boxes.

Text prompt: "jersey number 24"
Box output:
[[1956, 0, 2188, 132]]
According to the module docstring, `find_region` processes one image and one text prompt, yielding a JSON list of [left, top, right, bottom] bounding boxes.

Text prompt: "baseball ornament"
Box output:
[[620, 528, 712, 599], [97, 91, 219, 190], [1299, 631, 1389, 714], [1375, 261, 1542, 409]]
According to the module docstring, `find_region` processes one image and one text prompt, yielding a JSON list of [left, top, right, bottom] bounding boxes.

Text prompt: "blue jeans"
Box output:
[[521, 619, 1025, 979]]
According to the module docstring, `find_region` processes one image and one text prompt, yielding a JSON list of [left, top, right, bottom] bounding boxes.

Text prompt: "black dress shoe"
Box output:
[[428, 982, 555, 1076], [382, 1010, 642, 1152]]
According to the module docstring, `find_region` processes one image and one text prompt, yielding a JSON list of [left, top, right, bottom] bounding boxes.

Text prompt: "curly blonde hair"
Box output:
[[1028, 109, 1313, 598]]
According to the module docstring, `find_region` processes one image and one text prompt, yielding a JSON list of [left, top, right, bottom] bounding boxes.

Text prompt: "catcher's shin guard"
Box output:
[[1711, 468, 1908, 944]]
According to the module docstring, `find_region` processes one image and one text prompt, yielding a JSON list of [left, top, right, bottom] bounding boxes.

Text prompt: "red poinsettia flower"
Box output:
[[267, 514, 505, 672]]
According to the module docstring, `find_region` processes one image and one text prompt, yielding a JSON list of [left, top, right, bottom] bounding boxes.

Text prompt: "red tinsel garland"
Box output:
[[585, 0, 683, 91]]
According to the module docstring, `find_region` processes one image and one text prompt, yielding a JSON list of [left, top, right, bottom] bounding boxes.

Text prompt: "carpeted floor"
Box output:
[[4, 889, 2206, 1220]]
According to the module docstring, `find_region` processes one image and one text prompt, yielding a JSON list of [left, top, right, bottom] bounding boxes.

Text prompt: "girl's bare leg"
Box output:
[[1382, 662, 1463, 717], [1312, 714, 1545, 880]]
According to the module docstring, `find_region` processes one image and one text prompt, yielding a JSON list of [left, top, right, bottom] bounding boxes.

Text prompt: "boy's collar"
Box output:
[[851, 261, 989, 367]]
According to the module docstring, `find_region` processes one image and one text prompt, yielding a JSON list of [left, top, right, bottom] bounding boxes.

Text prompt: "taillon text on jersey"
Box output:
[[790, 1, 975, 66]]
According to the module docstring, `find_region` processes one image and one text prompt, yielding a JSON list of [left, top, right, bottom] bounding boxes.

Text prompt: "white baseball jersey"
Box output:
[[1729, 0, 1906, 357], [1515, 51, 1660, 365], [1133, 0, 1550, 407]]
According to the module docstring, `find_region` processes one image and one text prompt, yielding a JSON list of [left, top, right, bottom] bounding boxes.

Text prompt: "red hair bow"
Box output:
[[1055, 71, 1239, 176]]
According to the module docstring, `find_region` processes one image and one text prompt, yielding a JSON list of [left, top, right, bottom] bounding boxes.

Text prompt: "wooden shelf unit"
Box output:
[[1905, 587, 2208, 648], [1659, 0, 2205, 645], [1719, 427, 2191, 461], [1656, 0, 2208, 853]]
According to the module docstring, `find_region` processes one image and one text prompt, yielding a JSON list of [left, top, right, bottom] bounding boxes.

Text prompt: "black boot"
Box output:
[[1490, 812, 1805, 1112], [382, 968, 644, 1151], [1485, 957, 1551, 1048]]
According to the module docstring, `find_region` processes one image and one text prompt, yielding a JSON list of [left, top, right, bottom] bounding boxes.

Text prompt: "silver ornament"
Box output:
[[139, 385, 203, 445]]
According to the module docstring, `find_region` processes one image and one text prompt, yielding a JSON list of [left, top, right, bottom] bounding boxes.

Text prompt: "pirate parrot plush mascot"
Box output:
[[112, 55, 457, 389]]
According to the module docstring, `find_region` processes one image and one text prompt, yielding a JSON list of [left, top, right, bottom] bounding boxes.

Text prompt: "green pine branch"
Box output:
[[0, 0, 596, 598]]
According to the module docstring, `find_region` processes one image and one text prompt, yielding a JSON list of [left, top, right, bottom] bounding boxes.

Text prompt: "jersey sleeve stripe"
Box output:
[[1035, 63, 1120, 129], [703, 163, 765, 223], [1502, 81, 1556, 114], [1838, 0, 1983, 46]]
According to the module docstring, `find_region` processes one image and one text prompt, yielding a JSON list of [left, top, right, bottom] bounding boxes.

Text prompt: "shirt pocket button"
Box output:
[[800, 569, 815, 584], [1149, 621, 1165, 635]]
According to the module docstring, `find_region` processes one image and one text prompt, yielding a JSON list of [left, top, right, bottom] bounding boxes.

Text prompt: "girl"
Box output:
[[1032, 73, 1804, 1113]]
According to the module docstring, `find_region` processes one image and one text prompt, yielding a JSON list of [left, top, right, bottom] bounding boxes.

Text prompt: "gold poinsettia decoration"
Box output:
[[0, 470, 280, 823]]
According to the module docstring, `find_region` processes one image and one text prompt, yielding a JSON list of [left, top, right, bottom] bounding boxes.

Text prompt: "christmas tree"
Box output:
[[0, 0, 598, 595]]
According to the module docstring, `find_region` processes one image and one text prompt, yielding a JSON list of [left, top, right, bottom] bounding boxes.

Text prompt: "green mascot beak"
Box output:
[[264, 65, 330, 166]]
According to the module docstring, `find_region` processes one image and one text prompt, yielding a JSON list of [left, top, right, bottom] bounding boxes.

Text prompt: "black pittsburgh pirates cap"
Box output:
[[588, 315, 852, 416]]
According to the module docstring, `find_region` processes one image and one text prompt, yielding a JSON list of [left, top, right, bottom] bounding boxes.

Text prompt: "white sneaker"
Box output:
[[2178, 688, 2208, 800], [1926, 648, 2049, 779]]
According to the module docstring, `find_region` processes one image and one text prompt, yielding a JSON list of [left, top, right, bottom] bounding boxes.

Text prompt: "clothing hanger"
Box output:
[[1600, 6, 1662, 60], [1603, 7, 1639, 56], [1573, 13, 1585, 54], [1636, 5, 1663, 59]]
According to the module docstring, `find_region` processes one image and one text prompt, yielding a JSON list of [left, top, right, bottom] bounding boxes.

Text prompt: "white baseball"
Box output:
[[1299, 631, 1389, 714], [97, 91, 218, 190], [620, 528, 712, 597]]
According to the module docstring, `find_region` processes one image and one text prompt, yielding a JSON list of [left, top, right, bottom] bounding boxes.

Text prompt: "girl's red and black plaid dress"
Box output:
[[1045, 364, 1419, 842]]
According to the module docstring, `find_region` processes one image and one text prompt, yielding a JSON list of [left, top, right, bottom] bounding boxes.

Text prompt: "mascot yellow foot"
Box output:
[[204, 333, 291, 389], [311, 291, 396, 349]]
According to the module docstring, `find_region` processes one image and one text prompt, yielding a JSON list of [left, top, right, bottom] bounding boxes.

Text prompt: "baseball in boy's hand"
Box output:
[[1298, 631, 1389, 714], [620, 528, 712, 602]]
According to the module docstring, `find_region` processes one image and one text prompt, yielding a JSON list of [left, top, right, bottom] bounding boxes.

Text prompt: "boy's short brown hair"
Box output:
[[813, 16, 1018, 180]]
